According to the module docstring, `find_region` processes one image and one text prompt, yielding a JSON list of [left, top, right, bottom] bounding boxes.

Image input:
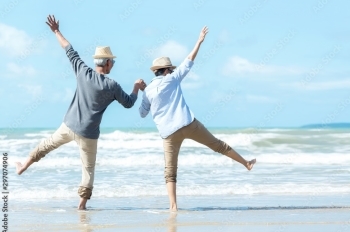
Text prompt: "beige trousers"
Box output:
[[163, 118, 232, 183], [30, 123, 97, 199]]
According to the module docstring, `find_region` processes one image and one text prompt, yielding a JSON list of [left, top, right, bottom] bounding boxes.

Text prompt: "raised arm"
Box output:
[[171, 26, 209, 82], [46, 15, 69, 48], [187, 26, 209, 61], [46, 15, 88, 77]]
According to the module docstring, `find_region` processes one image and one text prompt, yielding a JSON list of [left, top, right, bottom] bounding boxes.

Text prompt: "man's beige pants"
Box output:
[[163, 118, 232, 183], [29, 123, 97, 199]]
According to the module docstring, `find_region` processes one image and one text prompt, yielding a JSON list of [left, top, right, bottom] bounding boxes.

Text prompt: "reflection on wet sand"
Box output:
[[167, 212, 177, 232], [79, 211, 93, 232]]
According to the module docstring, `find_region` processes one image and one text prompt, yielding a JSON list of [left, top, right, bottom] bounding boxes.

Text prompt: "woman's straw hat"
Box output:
[[150, 57, 176, 72]]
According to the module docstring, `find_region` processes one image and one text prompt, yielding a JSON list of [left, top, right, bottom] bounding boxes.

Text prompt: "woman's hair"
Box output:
[[154, 68, 167, 76], [94, 58, 109, 67]]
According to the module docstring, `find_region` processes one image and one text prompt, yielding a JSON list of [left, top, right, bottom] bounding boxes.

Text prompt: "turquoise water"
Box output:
[[1, 127, 350, 203]]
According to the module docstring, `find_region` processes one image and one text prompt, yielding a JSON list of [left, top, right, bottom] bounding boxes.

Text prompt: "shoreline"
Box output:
[[10, 195, 350, 231]]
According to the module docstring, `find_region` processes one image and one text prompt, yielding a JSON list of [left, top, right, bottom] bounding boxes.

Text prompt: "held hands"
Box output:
[[198, 26, 209, 44], [134, 79, 147, 91], [46, 15, 59, 33]]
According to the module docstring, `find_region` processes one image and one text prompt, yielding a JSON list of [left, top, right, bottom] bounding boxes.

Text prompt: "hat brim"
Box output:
[[150, 65, 177, 72], [92, 55, 117, 59]]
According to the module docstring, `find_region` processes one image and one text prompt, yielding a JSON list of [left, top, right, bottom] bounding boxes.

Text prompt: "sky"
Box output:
[[0, 0, 349, 129]]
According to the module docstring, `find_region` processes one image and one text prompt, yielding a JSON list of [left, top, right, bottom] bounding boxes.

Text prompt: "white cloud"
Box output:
[[142, 28, 155, 36], [222, 56, 302, 76], [186, 71, 200, 81], [218, 30, 230, 43], [292, 79, 350, 91], [0, 23, 34, 57], [52, 88, 75, 102], [154, 40, 188, 63], [19, 84, 42, 98], [63, 88, 75, 101], [6, 63, 37, 76], [208, 89, 240, 103], [182, 82, 202, 89], [246, 94, 277, 103], [182, 70, 201, 89]]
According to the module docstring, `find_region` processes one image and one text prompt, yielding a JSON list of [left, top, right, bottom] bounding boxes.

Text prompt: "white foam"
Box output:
[[10, 183, 350, 200], [8, 151, 350, 168], [256, 153, 350, 165], [99, 130, 254, 148], [4, 129, 350, 168], [329, 133, 350, 139]]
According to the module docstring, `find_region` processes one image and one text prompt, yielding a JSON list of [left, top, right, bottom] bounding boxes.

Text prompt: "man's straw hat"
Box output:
[[92, 46, 116, 59], [150, 57, 176, 72]]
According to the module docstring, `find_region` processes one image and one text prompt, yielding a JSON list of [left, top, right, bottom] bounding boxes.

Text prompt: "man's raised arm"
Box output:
[[187, 26, 209, 61], [46, 14, 89, 77], [46, 15, 69, 48]]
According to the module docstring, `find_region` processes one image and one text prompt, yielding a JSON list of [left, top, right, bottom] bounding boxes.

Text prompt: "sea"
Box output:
[[2, 127, 350, 208]]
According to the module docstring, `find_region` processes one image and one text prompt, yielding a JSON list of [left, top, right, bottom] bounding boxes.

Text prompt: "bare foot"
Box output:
[[246, 159, 256, 171], [170, 203, 178, 212], [78, 198, 88, 210], [15, 162, 25, 175]]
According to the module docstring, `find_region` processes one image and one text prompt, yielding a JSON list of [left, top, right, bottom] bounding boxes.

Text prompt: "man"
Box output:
[[15, 15, 146, 210], [139, 26, 256, 211]]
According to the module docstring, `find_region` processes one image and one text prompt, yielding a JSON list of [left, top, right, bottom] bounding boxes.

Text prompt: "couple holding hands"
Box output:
[[16, 15, 255, 211]]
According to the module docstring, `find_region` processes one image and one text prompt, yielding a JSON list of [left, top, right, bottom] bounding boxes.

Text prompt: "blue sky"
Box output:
[[0, 0, 349, 129]]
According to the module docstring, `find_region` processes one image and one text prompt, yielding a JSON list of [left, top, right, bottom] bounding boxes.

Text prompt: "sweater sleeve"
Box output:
[[113, 83, 138, 108], [64, 44, 89, 77]]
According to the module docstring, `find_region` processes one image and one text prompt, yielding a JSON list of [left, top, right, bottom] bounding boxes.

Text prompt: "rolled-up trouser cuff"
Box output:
[[29, 150, 41, 162], [165, 170, 177, 183], [78, 186, 92, 199], [162, 119, 233, 183], [214, 139, 232, 155], [29, 139, 56, 162], [29, 123, 73, 162]]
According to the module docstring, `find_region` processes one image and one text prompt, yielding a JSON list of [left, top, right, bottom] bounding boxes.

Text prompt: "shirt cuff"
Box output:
[[64, 44, 72, 52], [183, 58, 194, 67]]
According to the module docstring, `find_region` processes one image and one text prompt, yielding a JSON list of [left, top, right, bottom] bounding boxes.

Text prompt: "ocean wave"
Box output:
[[8, 152, 350, 168], [24, 133, 52, 138], [3, 129, 350, 158]]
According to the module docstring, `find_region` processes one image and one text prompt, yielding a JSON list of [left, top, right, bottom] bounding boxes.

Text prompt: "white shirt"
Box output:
[[139, 58, 195, 138]]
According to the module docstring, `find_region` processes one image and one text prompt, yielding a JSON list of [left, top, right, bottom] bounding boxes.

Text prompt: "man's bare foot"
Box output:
[[15, 162, 26, 175], [15, 158, 34, 175], [246, 159, 256, 171], [78, 198, 88, 210]]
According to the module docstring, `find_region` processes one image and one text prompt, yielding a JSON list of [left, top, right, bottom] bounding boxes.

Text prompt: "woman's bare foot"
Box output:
[[246, 159, 256, 171], [15, 162, 26, 175], [169, 202, 178, 212]]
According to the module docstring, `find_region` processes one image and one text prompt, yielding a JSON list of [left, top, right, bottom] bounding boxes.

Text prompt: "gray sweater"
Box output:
[[63, 44, 137, 139]]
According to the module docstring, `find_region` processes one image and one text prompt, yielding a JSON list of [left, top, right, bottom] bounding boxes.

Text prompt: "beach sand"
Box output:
[[10, 195, 350, 231]]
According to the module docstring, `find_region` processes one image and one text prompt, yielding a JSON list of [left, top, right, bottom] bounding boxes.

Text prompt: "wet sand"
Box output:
[[9, 195, 350, 231]]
